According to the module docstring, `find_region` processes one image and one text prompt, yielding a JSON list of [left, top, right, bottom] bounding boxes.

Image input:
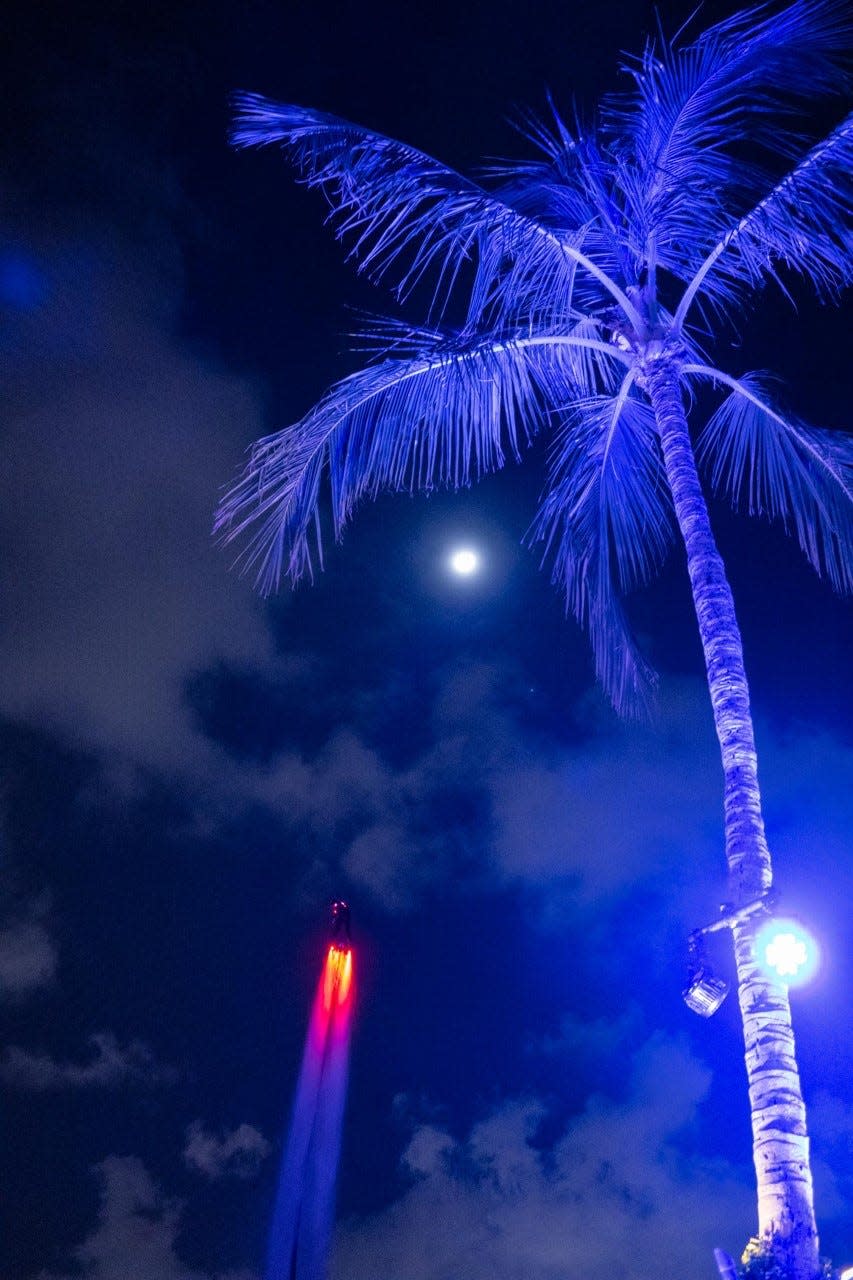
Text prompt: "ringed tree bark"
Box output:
[[645, 359, 818, 1280]]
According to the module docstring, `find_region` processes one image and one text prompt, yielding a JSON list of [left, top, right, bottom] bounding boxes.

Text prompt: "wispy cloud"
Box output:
[[808, 1091, 853, 1227], [232, 665, 853, 925], [333, 1033, 755, 1280], [0, 901, 57, 998], [0, 221, 273, 775], [183, 1121, 271, 1180], [0, 1032, 172, 1090], [36, 1155, 256, 1280]]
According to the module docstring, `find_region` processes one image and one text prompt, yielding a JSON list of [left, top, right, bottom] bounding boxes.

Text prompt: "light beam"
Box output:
[[266, 942, 355, 1280]]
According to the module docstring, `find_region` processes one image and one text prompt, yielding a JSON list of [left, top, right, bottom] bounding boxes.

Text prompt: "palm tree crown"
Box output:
[[216, 4, 852, 1276], [217, 0, 852, 717]]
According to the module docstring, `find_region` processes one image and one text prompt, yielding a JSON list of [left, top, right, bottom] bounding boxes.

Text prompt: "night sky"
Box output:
[[1, 2, 851, 1278]]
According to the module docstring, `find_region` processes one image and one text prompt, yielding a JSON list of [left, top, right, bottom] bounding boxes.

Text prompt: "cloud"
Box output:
[[237, 673, 502, 908], [37, 1155, 256, 1280], [0, 220, 273, 774], [808, 1091, 853, 1228], [489, 681, 723, 897], [246, 729, 396, 836], [400, 1124, 456, 1178], [531, 1006, 643, 1064], [183, 1121, 271, 1180], [332, 1034, 755, 1280], [0, 1031, 171, 1090], [243, 668, 724, 911], [758, 724, 853, 895], [223, 664, 853, 921], [0, 902, 57, 997]]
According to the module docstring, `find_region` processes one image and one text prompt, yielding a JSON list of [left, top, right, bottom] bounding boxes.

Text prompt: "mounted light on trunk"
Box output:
[[683, 934, 729, 1017], [683, 969, 729, 1017]]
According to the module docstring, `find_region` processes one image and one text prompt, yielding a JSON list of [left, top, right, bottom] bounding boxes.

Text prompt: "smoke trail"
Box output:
[[295, 998, 351, 1280], [266, 946, 354, 1280]]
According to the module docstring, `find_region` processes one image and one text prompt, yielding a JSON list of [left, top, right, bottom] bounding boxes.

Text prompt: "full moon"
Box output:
[[449, 547, 479, 576]]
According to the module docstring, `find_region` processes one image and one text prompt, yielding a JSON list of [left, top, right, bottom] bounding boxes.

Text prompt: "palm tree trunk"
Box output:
[[644, 360, 820, 1280]]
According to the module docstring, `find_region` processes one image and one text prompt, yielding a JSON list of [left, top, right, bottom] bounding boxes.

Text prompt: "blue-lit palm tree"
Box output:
[[217, 4, 852, 1276]]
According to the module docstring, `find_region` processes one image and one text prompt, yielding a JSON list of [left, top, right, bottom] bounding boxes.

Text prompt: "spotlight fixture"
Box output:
[[683, 892, 819, 1017], [683, 934, 730, 1017]]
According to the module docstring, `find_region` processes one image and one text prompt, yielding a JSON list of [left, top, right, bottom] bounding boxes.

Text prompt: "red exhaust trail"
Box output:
[[266, 943, 354, 1280]]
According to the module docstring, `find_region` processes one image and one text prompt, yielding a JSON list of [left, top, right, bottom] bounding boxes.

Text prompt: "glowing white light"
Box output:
[[754, 917, 820, 987], [837, 1266, 853, 1280], [449, 548, 479, 576], [765, 932, 807, 976]]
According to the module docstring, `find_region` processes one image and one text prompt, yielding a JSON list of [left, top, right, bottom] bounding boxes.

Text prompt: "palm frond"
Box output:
[[549, 319, 624, 396], [530, 377, 676, 714], [231, 94, 641, 325], [691, 366, 853, 592], [215, 329, 627, 593], [675, 112, 853, 325], [465, 219, 587, 331], [508, 94, 581, 178], [345, 311, 452, 360], [611, 0, 853, 274], [496, 126, 643, 293]]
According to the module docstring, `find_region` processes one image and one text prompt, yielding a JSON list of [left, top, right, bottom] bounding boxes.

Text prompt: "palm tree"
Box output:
[[216, 4, 853, 1276]]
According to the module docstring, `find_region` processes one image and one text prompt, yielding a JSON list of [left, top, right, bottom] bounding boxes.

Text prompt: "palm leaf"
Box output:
[[613, 0, 852, 277], [675, 112, 853, 325], [230, 94, 642, 327], [215, 329, 626, 593], [692, 366, 853, 592], [497, 125, 641, 294], [530, 376, 676, 714]]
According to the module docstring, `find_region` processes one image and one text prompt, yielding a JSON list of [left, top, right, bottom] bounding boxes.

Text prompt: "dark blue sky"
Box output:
[[1, 2, 851, 1278]]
